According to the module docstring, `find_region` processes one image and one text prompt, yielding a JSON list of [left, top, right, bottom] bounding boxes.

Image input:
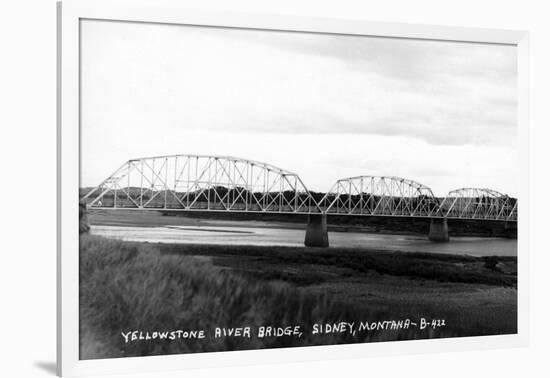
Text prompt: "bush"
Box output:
[[483, 256, 500, 271]]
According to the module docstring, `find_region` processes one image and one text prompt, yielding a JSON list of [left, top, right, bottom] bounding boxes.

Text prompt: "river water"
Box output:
[[90, 224, 516, 257]]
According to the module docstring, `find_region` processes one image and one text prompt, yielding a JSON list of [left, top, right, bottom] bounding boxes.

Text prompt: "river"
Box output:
[[90, 223, 516, 257]]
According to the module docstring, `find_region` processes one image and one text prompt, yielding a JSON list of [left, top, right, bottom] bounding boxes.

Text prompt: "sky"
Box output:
[[80, 19, 518, 196]]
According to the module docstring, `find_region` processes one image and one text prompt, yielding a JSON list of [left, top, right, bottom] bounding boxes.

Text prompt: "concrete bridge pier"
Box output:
[[304, 214, 329, 247], [428, 218, 449, 242], [79, 202, 90, 234]]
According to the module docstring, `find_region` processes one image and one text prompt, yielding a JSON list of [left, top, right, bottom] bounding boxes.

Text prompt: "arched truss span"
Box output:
[[437, 187, 517, 221], [81, 155, 320, 213], [318, 176, 439, 217], [81, 159, 518, 222]]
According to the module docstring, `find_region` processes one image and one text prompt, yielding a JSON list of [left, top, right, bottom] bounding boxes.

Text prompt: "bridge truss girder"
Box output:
[[318, 175, 440, 217], [81, 155, 321, 214], [81, 155, 518, 222], [436, 188, 517, 222]]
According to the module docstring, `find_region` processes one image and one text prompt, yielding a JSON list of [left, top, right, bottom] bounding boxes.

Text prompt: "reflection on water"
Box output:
[[90, 224, 517, 257]]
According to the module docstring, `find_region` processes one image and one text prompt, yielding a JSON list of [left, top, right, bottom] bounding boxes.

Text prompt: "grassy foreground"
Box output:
[[80, 235, 517, 359]]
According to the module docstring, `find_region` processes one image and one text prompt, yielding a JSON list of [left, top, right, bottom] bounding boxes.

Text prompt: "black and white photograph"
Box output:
[[78, 19, 519, 360]]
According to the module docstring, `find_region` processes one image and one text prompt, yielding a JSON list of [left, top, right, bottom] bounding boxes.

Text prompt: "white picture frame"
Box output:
[[57, 0, 530, 376]]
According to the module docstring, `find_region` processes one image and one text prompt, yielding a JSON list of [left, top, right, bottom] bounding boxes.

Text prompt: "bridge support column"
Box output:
[[305, 214, 329, 247], [79, 202, 90, 234], [428, 218, 449, 242]]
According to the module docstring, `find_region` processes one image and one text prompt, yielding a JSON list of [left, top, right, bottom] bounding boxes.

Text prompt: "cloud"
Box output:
[[82, 20, 517, 148], [79, 20, 519, 195]]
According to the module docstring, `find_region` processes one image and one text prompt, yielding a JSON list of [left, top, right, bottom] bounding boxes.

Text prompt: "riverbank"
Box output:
[[80, 234, 517, 359]]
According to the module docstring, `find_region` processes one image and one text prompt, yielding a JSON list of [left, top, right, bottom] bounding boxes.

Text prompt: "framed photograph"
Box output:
[[57, 0, 530, 376]]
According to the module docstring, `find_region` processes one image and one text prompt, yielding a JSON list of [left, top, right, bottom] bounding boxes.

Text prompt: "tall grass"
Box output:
[[80, 235, 513, 359]]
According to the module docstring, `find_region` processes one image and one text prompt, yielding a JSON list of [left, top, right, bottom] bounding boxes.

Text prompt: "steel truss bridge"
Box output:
[[81, 154, 518, 223]]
